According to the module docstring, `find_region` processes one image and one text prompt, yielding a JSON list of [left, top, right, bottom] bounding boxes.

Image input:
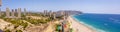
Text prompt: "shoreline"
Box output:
[[67, 16, 96, 32]]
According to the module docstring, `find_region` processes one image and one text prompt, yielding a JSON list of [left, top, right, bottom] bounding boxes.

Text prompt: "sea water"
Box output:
[[73, 13, 120, 32]]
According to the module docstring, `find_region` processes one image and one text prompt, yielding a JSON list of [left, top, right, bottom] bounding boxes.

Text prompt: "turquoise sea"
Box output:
[[73, 13, 120, 32]]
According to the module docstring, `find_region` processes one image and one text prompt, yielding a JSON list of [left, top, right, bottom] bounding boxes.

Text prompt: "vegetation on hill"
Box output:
[[16, 30, 22, 32], [4, 29, 11, 32], [3, 18, 28, 29], [1, 12, 65, 32]]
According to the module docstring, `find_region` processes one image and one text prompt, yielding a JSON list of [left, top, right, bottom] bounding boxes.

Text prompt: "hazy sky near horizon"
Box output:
[[1, 0, 120, 14]]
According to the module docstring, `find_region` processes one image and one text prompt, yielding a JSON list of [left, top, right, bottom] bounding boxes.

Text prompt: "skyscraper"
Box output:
[[24, 8, 26, 15], [61, 11, 65, 16], [0, 0, 2, 6], [15, 9, 18, 17], [17, 8, 21, 18], [6, 7, 10, 18], [44, 10, 47, 16], [11, 9, 15, 17], [49, 10, 52, 17], [0, 8, 1, 16], [53, 12, 56, 19]]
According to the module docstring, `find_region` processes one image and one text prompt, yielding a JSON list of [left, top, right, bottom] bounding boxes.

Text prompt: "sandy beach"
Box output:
[[67, 16, 96, 32]]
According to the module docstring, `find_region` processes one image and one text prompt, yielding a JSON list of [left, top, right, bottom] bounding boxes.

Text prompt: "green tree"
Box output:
[[16, 30, 22, 32], [4, 29, 11, 32]]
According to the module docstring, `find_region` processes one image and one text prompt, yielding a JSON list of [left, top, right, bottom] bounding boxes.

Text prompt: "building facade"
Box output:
[[6, 8, 22, 18], [6, 7, 10, 18], [0, 0, 2, 6]]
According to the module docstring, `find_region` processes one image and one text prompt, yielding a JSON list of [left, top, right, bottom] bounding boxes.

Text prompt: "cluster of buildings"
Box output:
[[5, 7, 26, 18], [0, 8, 68, 19], [0, 0, 26, 18], [43, 10, 66, 19]]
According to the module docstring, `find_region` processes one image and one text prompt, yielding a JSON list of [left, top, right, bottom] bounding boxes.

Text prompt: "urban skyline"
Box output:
[[1, 0, 120, 14], [0, 0, 120, 32]]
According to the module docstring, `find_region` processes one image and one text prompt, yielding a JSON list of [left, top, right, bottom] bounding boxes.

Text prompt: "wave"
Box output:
[[72, 16, 107, 32]]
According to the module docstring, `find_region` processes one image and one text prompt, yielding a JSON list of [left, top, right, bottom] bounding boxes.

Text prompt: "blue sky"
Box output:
[[1, 0, 120, 14]]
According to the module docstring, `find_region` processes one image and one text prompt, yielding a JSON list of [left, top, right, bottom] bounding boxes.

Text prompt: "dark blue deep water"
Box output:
[[73, 13, 120, 32]]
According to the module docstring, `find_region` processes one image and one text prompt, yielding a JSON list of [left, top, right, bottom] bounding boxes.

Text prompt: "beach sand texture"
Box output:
[[67, 16, 96, 32]]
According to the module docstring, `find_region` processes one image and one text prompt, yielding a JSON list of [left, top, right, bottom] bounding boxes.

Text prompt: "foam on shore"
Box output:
[[68, 16, 95, 32], [71, 16, 107, 32]]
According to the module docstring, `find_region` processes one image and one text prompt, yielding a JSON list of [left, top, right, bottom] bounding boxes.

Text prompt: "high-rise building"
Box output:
[[24, 8, 26, 15], [49, 10, 52, 17], [17, 8, 21, 18], [0, 0, 2, 6], [11, 9, 15, 17], [6, 7, 10, 18], [0, 8, 1, 16], [44, 10, 47, 16], [53, 12, 56, 19], [5, 8, 22, 18], [14, 9, 18, 17], [44, 10, 45, 16], [61, 11, 65, 16]]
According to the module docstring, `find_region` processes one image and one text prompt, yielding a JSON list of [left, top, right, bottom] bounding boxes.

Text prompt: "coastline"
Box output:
[[67, 16, 96, 32]]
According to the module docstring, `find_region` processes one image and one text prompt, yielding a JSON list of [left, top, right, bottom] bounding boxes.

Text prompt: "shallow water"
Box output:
[[73, 13, 120, 32]]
